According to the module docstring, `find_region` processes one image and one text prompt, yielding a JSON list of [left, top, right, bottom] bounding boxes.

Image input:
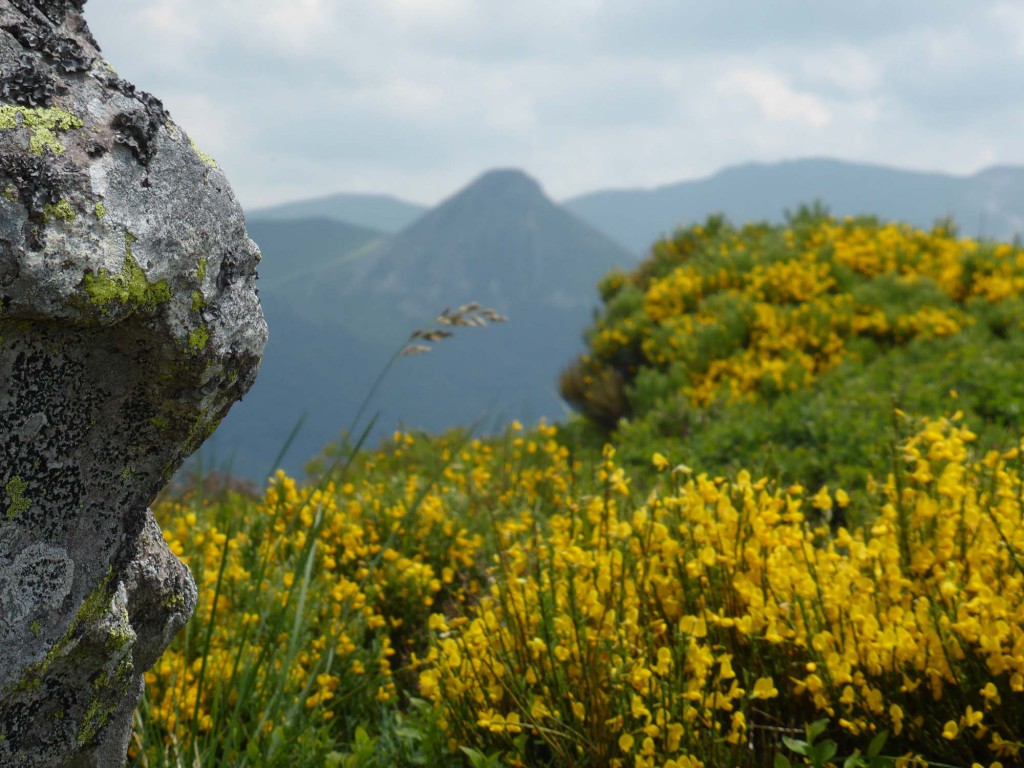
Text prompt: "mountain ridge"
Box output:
[[209, 158, 1024, 478], [249, 159, 1024, 257], [333, 168, 635, 320], [562, 158, 1024, 253], [248, 191, 427, 233], [211, 168, 634, 477]]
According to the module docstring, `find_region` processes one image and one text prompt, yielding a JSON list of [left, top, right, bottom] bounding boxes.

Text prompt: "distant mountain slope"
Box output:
[[564, 159, 1024, 255], [248, 217, 384, 286], [321, 169, 635, 334], [205, 159, 1024, 478], [210, 169, 636, 478], [247, 192, 427, 233], [202, 295, 380, 479]]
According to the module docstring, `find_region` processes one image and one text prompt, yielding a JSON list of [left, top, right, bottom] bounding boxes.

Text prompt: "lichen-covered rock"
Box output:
[[0, 1, 267, 765]]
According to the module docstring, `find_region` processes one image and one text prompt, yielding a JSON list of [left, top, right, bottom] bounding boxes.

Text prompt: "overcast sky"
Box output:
[[84, 1, 1024, 209]]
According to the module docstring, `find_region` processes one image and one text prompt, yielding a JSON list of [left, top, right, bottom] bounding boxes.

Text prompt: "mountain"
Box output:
[[247, 217, 384, 287], [247, 192, 427, 233], [305, 168, 634, 341], [203, 159, 1024, 479], [206, 169, 635, 478], [564, 159, 1024, 255], [198, 295, 380, 480]]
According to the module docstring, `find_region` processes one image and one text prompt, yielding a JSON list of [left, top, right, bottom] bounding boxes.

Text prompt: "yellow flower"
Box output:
[[652, 452, 670, 471], [751, 676, 778, 699], [889, 704, 904, 736], [812, 486, 832, 511], [942, 720, 959, 740], [654, 646, 673, 676], [980, 682, 1001, 706], [962, 706, 983, 729]]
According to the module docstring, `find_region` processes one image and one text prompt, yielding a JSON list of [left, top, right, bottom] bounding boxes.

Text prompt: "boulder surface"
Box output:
[[0, 1, 267, 765]]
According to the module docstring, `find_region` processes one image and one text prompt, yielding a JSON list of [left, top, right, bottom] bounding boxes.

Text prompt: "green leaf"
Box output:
[[815, 739, 838, 765], [868, 730, 889, 757], [246, 740, 262, 762], [774, 754, 793, 768], [807, 718, 830, 742], [782, 736, 810, 756]]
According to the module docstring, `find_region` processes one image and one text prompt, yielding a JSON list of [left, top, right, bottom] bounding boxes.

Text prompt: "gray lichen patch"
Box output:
[[0, 543, 73, 636]]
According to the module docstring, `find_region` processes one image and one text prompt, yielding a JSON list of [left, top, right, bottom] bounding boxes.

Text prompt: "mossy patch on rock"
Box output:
[[0, 105, 83, 156], [187, 325, 209, 352], [4, 476, 30, 520], [188, 136, 216, 168], [8, 569, 113, 696], [41, 199, 75, 223], [83, 233, 171, 313]]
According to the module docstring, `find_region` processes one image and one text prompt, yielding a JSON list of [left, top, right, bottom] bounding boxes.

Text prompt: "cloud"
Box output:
[[82, 0, 1024, 207], [716, 69, 832, 128], [991, 2, 1024, 56], [796, 46, 882, 96]]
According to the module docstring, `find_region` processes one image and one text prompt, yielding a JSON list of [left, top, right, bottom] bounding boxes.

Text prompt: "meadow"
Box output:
[[131, 209, 1024, 767]]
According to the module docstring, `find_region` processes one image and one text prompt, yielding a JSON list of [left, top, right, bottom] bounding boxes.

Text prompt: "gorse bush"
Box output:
[[135, 417, 1024, 767], [561, 210, 1024, 503], [131, 211, 1024, 767], [132, 424, 578, 766], [422, 416, 1024, 767]]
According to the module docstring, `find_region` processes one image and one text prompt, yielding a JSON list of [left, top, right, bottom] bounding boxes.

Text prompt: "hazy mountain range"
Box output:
[[251, 158, 1024, 252], [202, 159, 1024, 479], [206, 169, 633, 478]]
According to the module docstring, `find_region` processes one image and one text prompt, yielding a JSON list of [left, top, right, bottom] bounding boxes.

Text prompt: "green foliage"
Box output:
[[562, 211, 1024, 519], [133, 208, 1024, 767], [459, 746, 507, 768], [775, 720, 894, 768]]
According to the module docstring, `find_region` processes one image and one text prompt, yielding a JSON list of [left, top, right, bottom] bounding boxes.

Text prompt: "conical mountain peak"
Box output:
[[335, 167, 633, 319], [460, 168, 546, 198], [423, 168, 551, 222]]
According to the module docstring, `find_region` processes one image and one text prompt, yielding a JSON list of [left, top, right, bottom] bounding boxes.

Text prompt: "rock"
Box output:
[[0, 1, 267, 765]]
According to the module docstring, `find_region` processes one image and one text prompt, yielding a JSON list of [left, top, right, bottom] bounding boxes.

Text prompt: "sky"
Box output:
[[84, 1, 1024, 210]]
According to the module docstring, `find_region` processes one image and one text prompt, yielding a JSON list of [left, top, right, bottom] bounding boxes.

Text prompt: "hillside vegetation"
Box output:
[[133, 210, 1024, 767], [562, 207, 1024, 519], [210, 170, 633, 478]]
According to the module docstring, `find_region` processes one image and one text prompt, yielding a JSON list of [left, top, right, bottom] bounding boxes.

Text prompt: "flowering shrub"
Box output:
[[561, 211, 1024, 498], [423, 417, 1024, 767], [133, 424, 575, 766], [132, 211, 1024, 767], [135, 413, 1024, 767]]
